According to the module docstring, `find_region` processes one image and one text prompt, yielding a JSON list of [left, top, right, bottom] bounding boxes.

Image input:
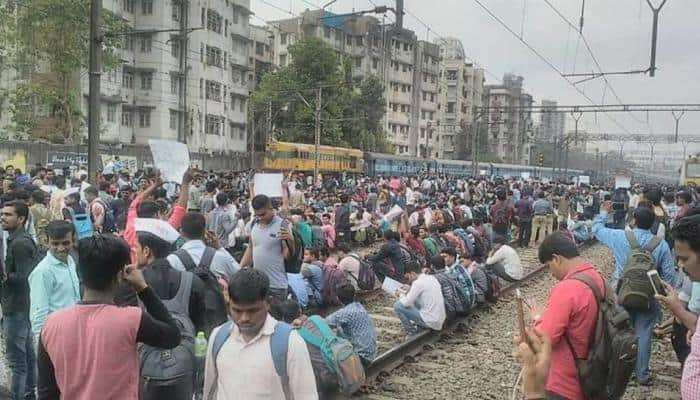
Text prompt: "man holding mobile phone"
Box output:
[[532, 232, 605, 400]]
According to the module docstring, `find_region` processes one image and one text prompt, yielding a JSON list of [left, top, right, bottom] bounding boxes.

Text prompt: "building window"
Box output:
[[171, 40, 180, 58], [280, 33, 288, 45], [255, 42, 264, 56], [140, 72, 152, 90], [420, 128, 425, 138], [402, 64, 408, 72], [224, 19, 228, 36], [141, 0, 152, 15], [172, 3, 180, 21], [206, 46, 222, 67], [122, 71, 133, 88], [107, 104, 116, 122], [324, 27, 331, 38], [232, 8, 239, 24], [170, 110, 178, 130], [139, 109, 151, 127], [123, 0, 134, 12], [372, 58, 379, 69], [205, 80, 222, 102], [355, 36, 363, 46], [121, 110, 132, 126], [239, 127, 244, 140], [139, 35, 152, 52], [170, 75, 178, 94], [354, 58, 361, 68], [279, 54, 287, 66], [239, 98, 245, 113], [207, 10, 222, 34], [346, 35, 353, 46], [122, 36, 133, 51], [205, 114, 222, 135], [447, 70, 457, 80]]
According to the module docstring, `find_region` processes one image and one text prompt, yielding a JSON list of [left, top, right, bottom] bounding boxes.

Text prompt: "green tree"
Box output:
[[0, 0, 125, 143], [252, 36, 388, 151]]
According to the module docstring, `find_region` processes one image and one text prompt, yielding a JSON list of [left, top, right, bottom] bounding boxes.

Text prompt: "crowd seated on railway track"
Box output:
[[2, 161, 700, 399]]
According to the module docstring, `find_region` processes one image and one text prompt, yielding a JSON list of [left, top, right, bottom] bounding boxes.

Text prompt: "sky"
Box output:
[[250, 0, 700, 157]]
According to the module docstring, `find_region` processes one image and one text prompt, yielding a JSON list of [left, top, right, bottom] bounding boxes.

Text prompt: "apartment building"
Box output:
[[1, 0, 251, 155], [485, 74, 534, 164], [248, 24, 273, 90], [435, 38, 484, 160], [536, 99, 564, 143], [269, 9, 439, 157]]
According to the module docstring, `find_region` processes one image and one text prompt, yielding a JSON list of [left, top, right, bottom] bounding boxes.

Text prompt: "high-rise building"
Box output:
[[536, 99, 564, 142], [484, 74, 534, 164], [435, 38, 484, 160], [268, 10, 439, 157], [1, 0, 252, 155], [248, 24, 274, 90]]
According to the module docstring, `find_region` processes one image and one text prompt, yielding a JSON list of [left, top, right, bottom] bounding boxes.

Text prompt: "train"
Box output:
[[263, 141, 584, 180], [680, 155, 700, 186]]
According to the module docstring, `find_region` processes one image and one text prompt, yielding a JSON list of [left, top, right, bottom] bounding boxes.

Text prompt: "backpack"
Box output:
[[298, 318, 339, 393], [209, 321, 294, 400], [492, 204, 509, 232], [298, 315, 366, 396], [617, 231, 662, 311], [173, 247, 228, 336], [335, 206, 351, 231], [478, 265, 501, 302], [94, 199, 116, 233], [348, 254, 376, 290], [285, 223, 305, 274], [433, 271, 470, 316], [138, 272, 196, 392], [29, 205, 52, 248], [311, 225, 326, 249], [565, 273, 637, 400], [398, 242, 426, 268], [453, 229, 474, 256], [321, 265, 348, 307], [423, 237, 440, 257], [67, 207, 94, 239]]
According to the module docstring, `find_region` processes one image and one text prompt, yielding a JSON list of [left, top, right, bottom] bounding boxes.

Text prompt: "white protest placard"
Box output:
[[148, 139, 190, 184], [578, 175, 590, 185], [615, 175, 632, 189], [520, 172, 530, 180], [254, 173, 284, 197], [542, 178, 550, 184], [383, 205, 404, 222], [479, 169, 488, 176]]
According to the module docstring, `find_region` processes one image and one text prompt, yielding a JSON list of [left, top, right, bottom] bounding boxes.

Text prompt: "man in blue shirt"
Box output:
[[325, 283, 377, 365], [28, 221, 80, 346], [593, 202, 681, 385]]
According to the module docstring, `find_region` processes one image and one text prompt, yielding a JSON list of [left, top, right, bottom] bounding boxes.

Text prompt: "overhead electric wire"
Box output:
[[472, 0, 633, 135], [541, 0, 647, 126]]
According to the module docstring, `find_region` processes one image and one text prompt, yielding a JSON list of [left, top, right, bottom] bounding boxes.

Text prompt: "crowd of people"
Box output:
[[0, 161, 699, 399]]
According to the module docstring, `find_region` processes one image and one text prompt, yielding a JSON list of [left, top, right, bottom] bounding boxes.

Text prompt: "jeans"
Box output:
[[627, 305, 659, 383], [2, 313, 36, 400], [393, 301, 429, 336], [518, 220, 532, 247]]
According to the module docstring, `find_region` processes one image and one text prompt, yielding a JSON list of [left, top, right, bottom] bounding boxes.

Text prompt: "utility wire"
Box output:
[[472, 0, 632, 135]]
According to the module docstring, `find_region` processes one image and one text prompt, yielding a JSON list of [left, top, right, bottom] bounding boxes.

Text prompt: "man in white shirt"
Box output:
[[485, 236, 524, 282], [393, 261, 446, 336], [203, 268, 318, 400]]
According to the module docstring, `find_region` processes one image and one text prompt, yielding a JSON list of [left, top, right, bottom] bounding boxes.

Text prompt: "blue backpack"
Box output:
[[209, 320, 293, 399]]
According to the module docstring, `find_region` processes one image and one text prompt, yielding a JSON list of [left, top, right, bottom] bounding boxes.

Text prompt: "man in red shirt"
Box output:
[[533, 232, 605, 400]]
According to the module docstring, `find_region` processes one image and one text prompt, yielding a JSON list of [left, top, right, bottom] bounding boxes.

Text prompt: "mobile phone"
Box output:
[[647, 270, 667, 296], [516, 289, 532, 348]]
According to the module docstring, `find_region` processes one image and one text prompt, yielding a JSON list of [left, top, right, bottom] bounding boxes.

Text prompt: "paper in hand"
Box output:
[[381, 277, 403, 295]]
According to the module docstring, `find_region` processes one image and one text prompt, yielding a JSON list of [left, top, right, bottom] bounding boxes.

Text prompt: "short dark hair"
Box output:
[[84, 186, 98, 196], [3, 201, 29, 222], [538, 232, 580, 263], [30, 190, 46, 204], [672, 214, 700, 254], [251, 194, 272, 210], [46, 220, 75, 240], [633, 207, 655, 230], [336, 282, 356, 305], [205, 181, 217, 193], [336, 243, 351, 254], [216, 192, 228, 207], [307, 247, 320, 259], [430, 254, 445, 270], [440, 247, 457, 259], [181, 212, 206, 239], [269, 299, 301, 323], [137, 201, 160, 218], [136, 232, 173, 259], [405, 260, 423, 274], [678, 191, 692, 204], [78, 235, 130, 291], [228, 268, 270, 304]]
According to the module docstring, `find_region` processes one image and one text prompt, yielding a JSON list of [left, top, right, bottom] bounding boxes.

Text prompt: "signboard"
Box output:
[[149, 139, 190, 184], [520, 172, 530, 180], [254, 173, 283, 197], [479, 169, 488, 176], [578, 175, 590, 185], [615, 175, 632, 189], [101, 155, 138, 173], [47, 151, 87, 169]]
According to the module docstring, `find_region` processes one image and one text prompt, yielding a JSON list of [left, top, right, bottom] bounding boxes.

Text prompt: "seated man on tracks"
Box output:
[[485, 235, 524, 283], [393, 261, 446, 337], [325, 283, 377, 366]]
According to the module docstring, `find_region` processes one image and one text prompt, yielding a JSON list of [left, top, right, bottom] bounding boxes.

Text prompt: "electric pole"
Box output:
[[314, 87, 322, 186], [88, 0, 102, 182]]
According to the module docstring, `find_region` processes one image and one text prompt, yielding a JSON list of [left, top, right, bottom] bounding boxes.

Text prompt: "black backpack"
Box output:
[[565, 273, 637, 400], [94, 199, 116, 233], [173, 247, 228, 336]]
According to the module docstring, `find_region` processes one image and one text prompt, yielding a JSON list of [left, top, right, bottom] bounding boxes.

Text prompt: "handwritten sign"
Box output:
[[149, 139, 190, 184], [254, 173, 283, 197], [47, 151, 87, 168], [101, 155, 137, 173], [615, 175, 631, 189]]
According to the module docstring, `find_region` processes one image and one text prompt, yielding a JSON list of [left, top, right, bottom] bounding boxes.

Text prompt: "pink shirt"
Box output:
[[321, 224, 336, 248], [682, 317, 700, 399], [42, 304, 143, 400], [535, 263, 603, 400]]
